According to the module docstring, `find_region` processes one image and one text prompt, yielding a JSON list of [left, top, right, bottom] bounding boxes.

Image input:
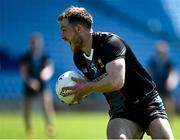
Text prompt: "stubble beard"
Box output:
[[73, 35, 83, 53]]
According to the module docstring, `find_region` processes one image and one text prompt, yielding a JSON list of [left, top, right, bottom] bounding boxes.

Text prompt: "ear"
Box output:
[[75, 24, 83, 33]]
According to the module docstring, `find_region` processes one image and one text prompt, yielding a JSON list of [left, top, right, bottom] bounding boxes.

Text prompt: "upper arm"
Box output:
[[101, 36, 126, 88], [101, 36, 126, 65], [106, 58, 125, 89], [19, 57, 29, 80]]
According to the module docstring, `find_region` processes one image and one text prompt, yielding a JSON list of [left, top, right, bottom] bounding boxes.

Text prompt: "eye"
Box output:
[[61, 28, 66, 33]]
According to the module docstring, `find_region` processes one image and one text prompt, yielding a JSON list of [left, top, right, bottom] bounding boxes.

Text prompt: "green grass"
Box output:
[[0, 111, 180, 139]]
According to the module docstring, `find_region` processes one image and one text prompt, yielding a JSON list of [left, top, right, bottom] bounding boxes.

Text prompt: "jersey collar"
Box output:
[[83, 49, 94, 61]]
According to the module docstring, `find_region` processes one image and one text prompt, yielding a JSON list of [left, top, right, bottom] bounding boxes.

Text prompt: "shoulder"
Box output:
[[93, 32, 126, 47], [101, 33, 127, 55], [20, 52, 31, 63], [106, 35, 125, 47], [92, 32, 112, 47]]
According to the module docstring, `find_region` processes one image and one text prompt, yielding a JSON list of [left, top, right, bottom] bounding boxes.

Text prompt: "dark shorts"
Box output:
[[110, 94, 168, 132], [24, 91, 43, 98], [23, 84, 45, 98], [24, 88, 43, 98]]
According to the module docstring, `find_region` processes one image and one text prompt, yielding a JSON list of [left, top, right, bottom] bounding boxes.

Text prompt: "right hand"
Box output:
[[28, 79, 41, 91]]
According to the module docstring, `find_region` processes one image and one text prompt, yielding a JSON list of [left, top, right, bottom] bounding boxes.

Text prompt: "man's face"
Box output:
[[156, 44, 168, 62], [30, 37, 42, 54], [60, 18, 83, 53]]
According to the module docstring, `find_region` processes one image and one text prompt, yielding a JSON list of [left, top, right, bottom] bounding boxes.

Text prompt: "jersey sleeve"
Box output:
[[101, 36, 126, 65]]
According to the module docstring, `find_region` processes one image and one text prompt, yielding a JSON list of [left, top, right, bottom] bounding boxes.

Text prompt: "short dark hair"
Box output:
[[58, 6, 93, 29]]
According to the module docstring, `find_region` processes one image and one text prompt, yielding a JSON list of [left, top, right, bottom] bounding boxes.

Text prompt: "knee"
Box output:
[[119, 134, 127, 140], [107, 133, 127, 140]]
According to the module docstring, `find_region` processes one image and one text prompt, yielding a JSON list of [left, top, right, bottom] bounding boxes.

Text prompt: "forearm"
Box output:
[[87, 73, 122, 93], [86, 59, 125, 94], [69, 59, 125, 96], [40, 64, 54, 81]]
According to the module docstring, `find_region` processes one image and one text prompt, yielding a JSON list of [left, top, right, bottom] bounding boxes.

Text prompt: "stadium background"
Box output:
[[0, 0, 180, 139]]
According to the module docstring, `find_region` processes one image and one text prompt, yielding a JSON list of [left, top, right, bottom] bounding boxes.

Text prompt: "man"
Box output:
[[149, 41, 179, 121], [20, 32, 55, 137], [57, 6, 174, 139]]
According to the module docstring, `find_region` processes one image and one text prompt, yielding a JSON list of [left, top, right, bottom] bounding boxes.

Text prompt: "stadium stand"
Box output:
[[0, 0, 180, 110]]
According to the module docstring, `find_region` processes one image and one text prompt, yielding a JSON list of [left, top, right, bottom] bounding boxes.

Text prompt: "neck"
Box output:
[[81, 32, 92, 56]]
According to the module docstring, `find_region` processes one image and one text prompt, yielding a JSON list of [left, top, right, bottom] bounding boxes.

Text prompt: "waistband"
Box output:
[[127, 89, 159, 105]]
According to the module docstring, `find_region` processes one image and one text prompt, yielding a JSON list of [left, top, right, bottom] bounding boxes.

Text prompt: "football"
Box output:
[[56, 71, 85, 105]]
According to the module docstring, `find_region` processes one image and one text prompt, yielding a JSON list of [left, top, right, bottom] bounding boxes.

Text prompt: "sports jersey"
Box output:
[[73, 32, 158, 116], [20, 51, 49, 95], [149, 57, 173, 96]]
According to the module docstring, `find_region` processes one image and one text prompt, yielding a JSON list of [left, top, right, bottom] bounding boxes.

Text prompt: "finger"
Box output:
[[71, 77, 83, 83], [62, 86, 75, 90], [62, 91, 76, 97], [72, 94, 83, 104], [60, 87, 77, 97]]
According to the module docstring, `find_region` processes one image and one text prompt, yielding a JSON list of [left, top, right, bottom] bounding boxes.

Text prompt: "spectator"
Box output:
[[148, 40, 179, 121], [19, 32, 55, 137]]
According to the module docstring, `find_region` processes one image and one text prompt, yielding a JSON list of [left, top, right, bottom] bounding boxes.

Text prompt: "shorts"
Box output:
[[23, 84, 45, 98], [24, 87, 43, 98], [24, 91, 43, 98], [110, 94, 168, 132]]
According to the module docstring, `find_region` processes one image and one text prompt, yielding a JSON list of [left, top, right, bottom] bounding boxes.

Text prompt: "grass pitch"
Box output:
[[0, 111, 179, 139]]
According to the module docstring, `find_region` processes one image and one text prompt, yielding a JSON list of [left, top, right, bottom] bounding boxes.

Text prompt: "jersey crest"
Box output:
[[97, 59, 105, 68]]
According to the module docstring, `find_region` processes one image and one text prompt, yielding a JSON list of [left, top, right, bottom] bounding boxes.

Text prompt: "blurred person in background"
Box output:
[[57, 6, 174, 139], [148, 40, 179, 121], [19, 32, 55, 137]]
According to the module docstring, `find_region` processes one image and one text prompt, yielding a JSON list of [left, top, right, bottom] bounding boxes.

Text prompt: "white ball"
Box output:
[[56, 71, 85, 105]]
